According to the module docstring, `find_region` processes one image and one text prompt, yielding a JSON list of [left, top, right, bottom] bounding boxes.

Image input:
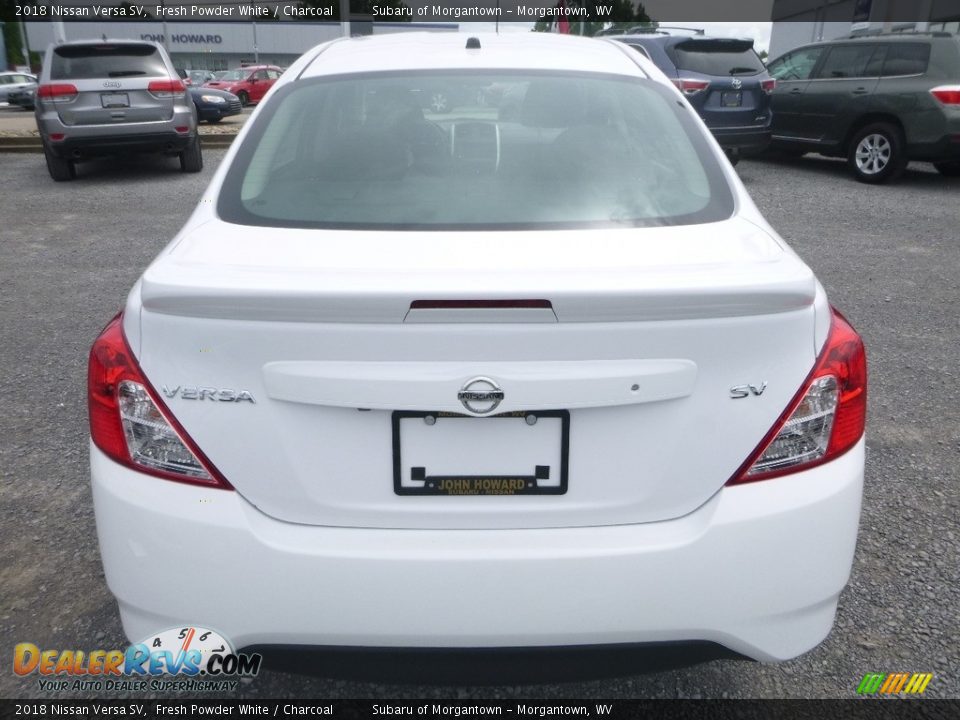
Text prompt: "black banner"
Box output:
[[6, 1, 960, 23], [1, 700, 959, 720]]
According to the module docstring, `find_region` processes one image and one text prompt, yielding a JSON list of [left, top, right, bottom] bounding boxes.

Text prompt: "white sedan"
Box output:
[[88, 32, 866, 663]]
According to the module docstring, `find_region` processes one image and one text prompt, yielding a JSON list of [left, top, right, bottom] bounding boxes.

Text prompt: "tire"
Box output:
[[179, 136, 203, 173], [43, 143, 76, 182], [207, 117, 222, 124], [933, 161, 960, 177], [847, 123, 906, 184], [724, 148, 741, 167], [237, 90, 249, 107]]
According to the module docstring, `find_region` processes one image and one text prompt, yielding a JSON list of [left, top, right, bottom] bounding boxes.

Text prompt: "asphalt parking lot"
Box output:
[[1, 149, 957, 700]]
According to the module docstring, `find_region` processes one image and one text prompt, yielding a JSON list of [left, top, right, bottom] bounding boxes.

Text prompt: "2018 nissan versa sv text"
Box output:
[[87, 33, 866, 663]]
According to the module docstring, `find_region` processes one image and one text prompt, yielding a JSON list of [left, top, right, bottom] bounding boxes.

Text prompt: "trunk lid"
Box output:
[[133, 217, 818, 529]]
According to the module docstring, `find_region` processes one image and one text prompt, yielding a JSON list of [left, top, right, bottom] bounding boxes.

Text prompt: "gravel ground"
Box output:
[[0, 150, 957, 700]]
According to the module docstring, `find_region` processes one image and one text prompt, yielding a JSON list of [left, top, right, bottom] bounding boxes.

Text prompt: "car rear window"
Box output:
[[219, 71, 733, 230], [668, 39, 765, 76], [51, 44, 168, 80]]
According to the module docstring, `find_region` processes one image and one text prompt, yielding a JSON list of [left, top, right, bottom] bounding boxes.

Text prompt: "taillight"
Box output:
[[761, 78, 776, 94], [147, 79, 186, 98], [930, 85, 960, 105], [727, 307, 866, 485], [88, 313, 232, 489], [671, 78, 710, 95], [37, 83, 78, 103]]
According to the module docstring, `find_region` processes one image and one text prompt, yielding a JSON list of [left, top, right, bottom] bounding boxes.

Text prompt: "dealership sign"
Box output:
[[140, 33, 223, 45]]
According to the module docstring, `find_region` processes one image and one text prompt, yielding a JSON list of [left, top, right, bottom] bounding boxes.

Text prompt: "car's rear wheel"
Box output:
[[43, 143, 76, 182], [847, 123, 906, 184], [237, 90, 250, 107], [933, 161, 960, 177], [179, 136, 203, 173]]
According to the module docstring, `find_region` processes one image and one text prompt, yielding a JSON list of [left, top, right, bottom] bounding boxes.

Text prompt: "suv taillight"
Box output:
[[727, 307, 866, 485], [761, 79, 776, 94], [671, 78, 710, 95], [930, 85, 960, 105], [147, 79, 186, 98], [37, 84, 78, 103], [88, 314, 232, 489]]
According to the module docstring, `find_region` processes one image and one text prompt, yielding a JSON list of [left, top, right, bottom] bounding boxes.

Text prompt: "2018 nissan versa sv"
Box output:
[[88, 33, 866, 663]]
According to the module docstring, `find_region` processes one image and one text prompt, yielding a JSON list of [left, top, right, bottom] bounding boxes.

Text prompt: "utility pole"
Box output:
[[19, 20, 31, 70], [159, 0, 169, 52], [340, 0, 350, 37], [52, 19, 67, 44]]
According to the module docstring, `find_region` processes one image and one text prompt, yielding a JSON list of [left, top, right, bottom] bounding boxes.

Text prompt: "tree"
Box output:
[[1, 0, 28, 69]]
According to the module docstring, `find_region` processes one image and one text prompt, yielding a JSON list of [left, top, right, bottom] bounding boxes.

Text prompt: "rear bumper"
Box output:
[[47, 131, 194, 158], [709, 126, 772, 152], [906, 133, 960, 162], [37, 105, 196, 158], [90, 438, 864, 663]]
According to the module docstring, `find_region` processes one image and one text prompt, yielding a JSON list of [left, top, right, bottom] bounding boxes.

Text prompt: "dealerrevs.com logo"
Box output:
[[856, 672, 933, 695], [14, 626, 262, 692]]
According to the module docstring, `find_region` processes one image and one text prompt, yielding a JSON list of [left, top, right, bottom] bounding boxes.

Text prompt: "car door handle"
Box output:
[[789, 88, 803, 95], [851, 88, 869, 95]]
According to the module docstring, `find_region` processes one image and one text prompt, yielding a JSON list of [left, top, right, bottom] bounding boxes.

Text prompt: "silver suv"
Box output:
[[36, 40, 202, 181]]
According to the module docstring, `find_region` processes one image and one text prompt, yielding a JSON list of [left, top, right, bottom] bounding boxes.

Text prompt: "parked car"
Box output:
[[189, 86, 242, 123], [0, 71, 37, 103], [202, 65, 282, 106], [609, 30, 775, 163], [188, 69, 217, 87], [35, 40, 201, 181], [87, 32, 866, 664], [7, 85, 37, 110], [766, 31, 960, 182]]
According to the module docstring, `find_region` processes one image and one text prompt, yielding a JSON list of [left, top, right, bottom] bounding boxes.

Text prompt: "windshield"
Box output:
[[217, 70, 247, 82], [51, 44, 167, 80], [219, 71, 733, 230], [669, 40, 765, 76]]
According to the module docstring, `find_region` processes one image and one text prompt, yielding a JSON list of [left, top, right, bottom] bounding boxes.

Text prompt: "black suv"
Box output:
[[767, 32, 960, 183], [609, 30, 775, 163]]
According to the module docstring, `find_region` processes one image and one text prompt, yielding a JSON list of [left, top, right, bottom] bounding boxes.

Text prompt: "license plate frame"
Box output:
[[392, 410, 570, 497], [721, 91, 742, 107], [100, 92, 129, 108]]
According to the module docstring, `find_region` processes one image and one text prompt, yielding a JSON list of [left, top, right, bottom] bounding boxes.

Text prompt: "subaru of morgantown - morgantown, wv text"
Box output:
[[87, 32, 867, 663]]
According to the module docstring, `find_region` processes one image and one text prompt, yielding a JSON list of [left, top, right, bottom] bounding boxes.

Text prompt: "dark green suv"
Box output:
[[767, 32, 960, 183]]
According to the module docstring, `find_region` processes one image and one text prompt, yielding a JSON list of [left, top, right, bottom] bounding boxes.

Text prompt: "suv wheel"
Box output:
[[237, 90, 250, 106], [933, 161, 960, 177], [43, 143, 76, 182], [848, 123, 906, 184], [180, 136, 204, 173]]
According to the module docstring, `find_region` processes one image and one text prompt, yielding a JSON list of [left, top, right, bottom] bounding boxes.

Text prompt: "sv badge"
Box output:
[[730, 382, 767, 399]]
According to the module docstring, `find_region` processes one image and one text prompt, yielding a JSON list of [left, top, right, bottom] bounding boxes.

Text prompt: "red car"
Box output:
[[203, 65, 282, 106]]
